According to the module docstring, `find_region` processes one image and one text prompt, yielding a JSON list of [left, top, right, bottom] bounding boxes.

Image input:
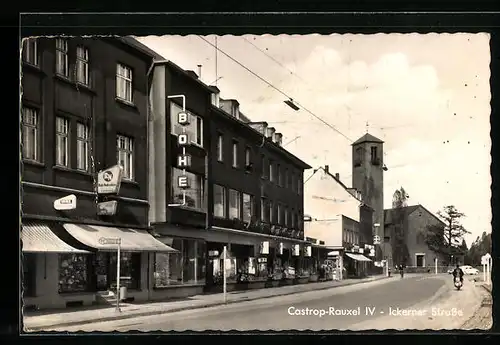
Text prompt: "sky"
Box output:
[[136, 33, 491, 246]]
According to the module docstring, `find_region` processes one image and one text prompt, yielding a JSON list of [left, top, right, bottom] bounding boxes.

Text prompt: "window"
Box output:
[[284, 207, 289, 226], [216, 133, 223, 162], [55, 38, 69, 77], [229, 189, 241, 220], [277, 204, 282, 224], [291, 172, 296, 192], [21, 107, 40, 162], [242, 193, 253, 223], [297, 175, 302, 195], [261, 154, 267, 178], [154, 239, 206, 287], [269, 201, 274, 224], [277, 164, 282, 186], [355, 147, 363, 166], [170, 102, 203, 147], [291, 210, 296, 228], [76, 46, 89, 85], [76, 123, 90, 171], [55, 117, 69, 167], [172, 168, 204, 210], [211, 93, 220, 107], [285, 169, 289, 188], [22, 38, 38, 66], [269, 160, 274, 182], [116, 63, 133, 102], [58, 254, 89, 293], [245, 147, 251, 167], [117, 135, 134, 180], [260, 198, 267, 222], [371, 146, 378, 161], [232, 140, 238, 168], [213, 184, 226, 218]]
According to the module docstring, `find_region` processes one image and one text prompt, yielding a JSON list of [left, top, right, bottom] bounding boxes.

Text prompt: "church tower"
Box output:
[[351, 133, 385, 244]]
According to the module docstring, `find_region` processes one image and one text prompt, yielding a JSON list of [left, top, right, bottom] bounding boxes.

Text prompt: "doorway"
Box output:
[[416, 254, 425, 267]]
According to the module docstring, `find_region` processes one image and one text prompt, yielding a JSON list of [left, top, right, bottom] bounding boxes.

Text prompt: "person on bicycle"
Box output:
[[452, 264, 464, 283]]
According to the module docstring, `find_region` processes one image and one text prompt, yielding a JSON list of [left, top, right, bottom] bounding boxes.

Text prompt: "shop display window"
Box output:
[[109, 252, 141, 290], [58, 254, 90, 293], [256, 257, 268, 279], [154, 238, 206, 287]]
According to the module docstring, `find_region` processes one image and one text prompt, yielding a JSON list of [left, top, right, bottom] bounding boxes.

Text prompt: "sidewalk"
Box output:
[[24, 274, 392, 331]]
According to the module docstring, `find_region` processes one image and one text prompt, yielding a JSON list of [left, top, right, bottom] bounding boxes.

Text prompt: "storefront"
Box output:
[[344, 251, 372, 278], [22, 221, 177, 310]]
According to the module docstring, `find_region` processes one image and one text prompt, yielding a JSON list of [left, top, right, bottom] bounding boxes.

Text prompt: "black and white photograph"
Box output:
[[20, 32, 492, 332]]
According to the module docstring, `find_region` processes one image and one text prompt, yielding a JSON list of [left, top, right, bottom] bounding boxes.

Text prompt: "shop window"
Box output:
[[154, 238, 206, 287], [109, 252, 141, 290], [22, 253, 36, 297], [58, 254, 90, 293]]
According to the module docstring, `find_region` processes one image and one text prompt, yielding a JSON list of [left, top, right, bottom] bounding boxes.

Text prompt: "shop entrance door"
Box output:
[[95, 252, 110, 291]]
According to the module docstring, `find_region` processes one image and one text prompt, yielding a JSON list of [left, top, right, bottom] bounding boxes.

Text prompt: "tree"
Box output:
[[426, 205, 470, 265], [391, 187, 410, 266], [465, 231, 491, 266]]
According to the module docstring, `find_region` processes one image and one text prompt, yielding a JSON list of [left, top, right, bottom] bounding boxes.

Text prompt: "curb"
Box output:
[[25, 276, 393, 331], [459, 282, 491, 329]]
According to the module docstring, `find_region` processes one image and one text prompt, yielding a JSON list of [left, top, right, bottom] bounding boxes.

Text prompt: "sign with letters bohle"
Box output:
[[176, 111, 192, 192]]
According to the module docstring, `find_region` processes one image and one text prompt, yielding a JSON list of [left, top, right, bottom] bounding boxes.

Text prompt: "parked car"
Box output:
[[447, 268, 454, 274], [460, 265, 480, 275]]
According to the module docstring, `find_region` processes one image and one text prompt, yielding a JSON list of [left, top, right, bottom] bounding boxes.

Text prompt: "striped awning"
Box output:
[[63, 223, 178, 253], [22, 222, 90, 253]]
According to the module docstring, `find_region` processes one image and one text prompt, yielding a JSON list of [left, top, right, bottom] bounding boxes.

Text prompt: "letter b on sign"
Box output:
[[178, 112, 189, 125]]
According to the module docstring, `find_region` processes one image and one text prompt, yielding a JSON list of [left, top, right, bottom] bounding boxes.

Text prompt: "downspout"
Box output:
[[146, 59, 155, 300]]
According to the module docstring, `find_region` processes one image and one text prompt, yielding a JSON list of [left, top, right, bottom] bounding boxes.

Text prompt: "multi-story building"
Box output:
[[146, 42, 312, 295], [20, 37, 175, 310]]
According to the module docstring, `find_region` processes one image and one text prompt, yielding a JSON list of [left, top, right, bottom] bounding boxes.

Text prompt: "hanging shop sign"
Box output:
[[259, 241, 270, 255], [176, 111, 192, 198], [358, 248, 364, 254], [278, 242, 284, 255], [292, 244, 300, 256], [304, 245, 312, 257], [97, 165, 124, 194], [53, 194, 77, 211], [208, 250, 219, 257], [369, 248, 376, 257], [97, 200, 118, 216]]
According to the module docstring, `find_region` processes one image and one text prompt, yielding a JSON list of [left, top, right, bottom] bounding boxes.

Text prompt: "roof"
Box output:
[[351, 133, 384, 146], [121, 37, 214, 94], [210, 106, 311, 170], [384, 204, 445, 227]]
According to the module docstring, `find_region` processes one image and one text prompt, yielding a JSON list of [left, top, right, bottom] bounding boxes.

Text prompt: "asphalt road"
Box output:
[[54, 274, 461, 332]]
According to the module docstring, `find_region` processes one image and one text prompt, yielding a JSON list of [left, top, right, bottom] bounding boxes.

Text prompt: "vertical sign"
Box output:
[[177, 110, 191, 205]]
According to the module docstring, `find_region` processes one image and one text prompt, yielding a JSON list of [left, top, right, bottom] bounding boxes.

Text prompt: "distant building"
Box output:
[[384, 204, 448, 268]]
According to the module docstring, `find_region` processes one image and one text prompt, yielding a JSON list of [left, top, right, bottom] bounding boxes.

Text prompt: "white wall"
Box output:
[[149, 65, 167, 223], [304, 169, 361, 247]]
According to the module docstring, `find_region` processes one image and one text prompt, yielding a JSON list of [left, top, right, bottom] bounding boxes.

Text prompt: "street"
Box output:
[[47, 274, 481, 332]]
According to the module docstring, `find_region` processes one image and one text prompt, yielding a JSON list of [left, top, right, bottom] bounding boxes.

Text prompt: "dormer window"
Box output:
[[211, 93, 220, 107]]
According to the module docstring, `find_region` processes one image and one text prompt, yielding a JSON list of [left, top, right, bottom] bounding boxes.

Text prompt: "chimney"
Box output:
[[274, 133, 283, 146], [324, 165, 329, 173], [197, 64, 202, 80], [266, 127, 276, 139], [335, 173, 340, 180], [260, 122, 268, 136]]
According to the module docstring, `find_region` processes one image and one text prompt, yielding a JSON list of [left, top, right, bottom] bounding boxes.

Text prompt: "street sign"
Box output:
[[98, 237, 121, 245], [53, 194, 77, 210]]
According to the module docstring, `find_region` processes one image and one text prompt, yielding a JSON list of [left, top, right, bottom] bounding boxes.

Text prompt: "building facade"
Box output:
[[384, 204, 448, 270], [351, 133, 386, 259], [147, 45, 313, 294], [21, 37, 175, 310], [303, 165, 375, 278]]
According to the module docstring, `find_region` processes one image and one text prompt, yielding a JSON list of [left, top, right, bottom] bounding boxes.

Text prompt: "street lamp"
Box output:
[[284, 99, 300, 111]]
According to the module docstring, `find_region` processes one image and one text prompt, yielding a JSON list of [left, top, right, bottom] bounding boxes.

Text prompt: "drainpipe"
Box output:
[[146, 58, 156, 300]]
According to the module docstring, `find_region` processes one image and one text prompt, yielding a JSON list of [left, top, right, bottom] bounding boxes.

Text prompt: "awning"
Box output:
[[345, 253, 372, 262], [63, 223, 178, 252], [22, 222, 90, 253]]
